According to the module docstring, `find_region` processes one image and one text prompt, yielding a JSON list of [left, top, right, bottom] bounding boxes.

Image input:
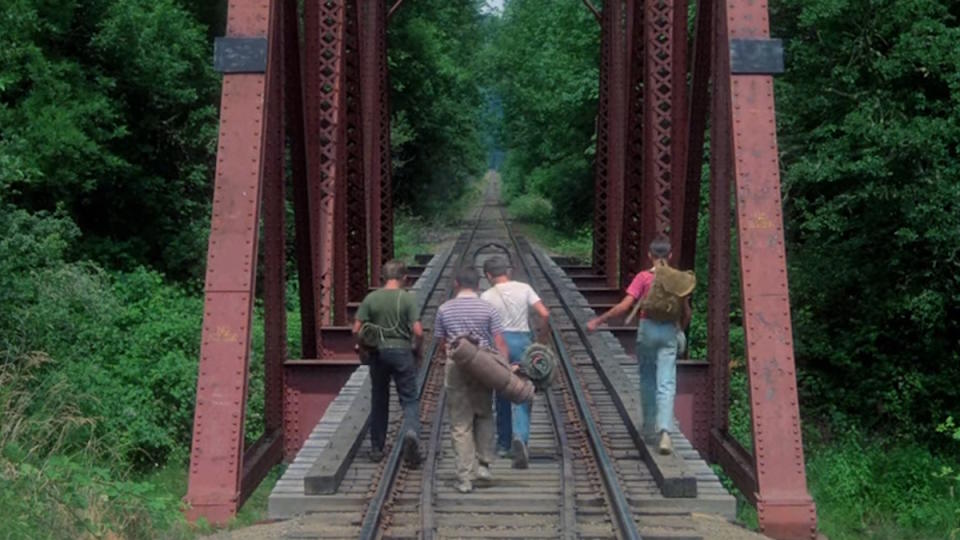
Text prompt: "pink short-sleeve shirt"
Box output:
[[625, 270, 654, 320], [625, 270, 654, 300]]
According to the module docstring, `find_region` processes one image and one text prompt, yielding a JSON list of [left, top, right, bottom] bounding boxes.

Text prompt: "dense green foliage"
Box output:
[[1, 0, 219, 281], [772, 0, 960, 446], [388, 0, 491, 218], [485, 0, 598, 232]]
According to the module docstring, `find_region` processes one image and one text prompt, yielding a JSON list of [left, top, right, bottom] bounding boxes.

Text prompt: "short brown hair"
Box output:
[[382, 259, 407, 282], [649, 235, 671, 259]]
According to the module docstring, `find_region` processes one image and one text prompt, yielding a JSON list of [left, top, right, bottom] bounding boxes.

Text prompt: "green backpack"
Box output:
[[637, 263, 696, 323]]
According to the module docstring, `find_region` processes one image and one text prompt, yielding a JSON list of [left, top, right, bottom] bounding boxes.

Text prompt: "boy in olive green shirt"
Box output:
[[353, 260, 424, 465]]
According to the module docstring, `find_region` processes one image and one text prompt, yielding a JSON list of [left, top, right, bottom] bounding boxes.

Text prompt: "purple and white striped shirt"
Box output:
[[433, 291, 504, 348]]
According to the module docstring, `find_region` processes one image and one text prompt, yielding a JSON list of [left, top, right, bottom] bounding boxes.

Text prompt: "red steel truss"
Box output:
[[186, 0, 384, 523], [591, 0, 625, 286], [612, 0, 817, 535], [187, 0, 816, 536]]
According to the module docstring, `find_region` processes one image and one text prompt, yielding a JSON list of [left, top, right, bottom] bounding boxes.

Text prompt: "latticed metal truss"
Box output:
[[187, 1, 817, 536]]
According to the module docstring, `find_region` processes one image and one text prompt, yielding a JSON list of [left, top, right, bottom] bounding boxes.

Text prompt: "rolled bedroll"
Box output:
[[450, 336, 535, 403]]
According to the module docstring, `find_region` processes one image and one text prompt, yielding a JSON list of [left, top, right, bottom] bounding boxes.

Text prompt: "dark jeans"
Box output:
[[369, 348, 420, 451]]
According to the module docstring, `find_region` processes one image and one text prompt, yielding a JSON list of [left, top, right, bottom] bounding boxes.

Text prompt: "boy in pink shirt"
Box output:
[[586, 236, 691, 454]]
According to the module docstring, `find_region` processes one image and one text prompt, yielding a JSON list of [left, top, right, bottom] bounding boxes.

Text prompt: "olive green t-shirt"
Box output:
[[355, 288, 419, 350]]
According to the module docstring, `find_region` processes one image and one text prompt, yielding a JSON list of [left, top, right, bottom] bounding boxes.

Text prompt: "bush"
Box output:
[[807, 430, 960, 539], [508, 193, 553, 225], [0, 355, 184, 539]]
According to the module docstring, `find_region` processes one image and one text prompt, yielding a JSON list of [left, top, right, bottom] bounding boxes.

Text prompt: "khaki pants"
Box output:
[[445, 361, 495, 483]]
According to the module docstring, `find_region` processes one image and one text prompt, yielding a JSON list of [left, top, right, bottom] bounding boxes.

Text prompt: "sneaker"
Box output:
[[497, 447, 511, 458], [476, 464, 493, 481], [401, 430, 422, 467], [658, 431, 673, 455], [511, 438, 529, 469], [369, 448, 384, 462], [455, 480, 473, 493]]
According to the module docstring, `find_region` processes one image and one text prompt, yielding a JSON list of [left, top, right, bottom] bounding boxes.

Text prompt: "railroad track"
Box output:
[[371, 196, 635, 540], [271, 179, 729, 539]]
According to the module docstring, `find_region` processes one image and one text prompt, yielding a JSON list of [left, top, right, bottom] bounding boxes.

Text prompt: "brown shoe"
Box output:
[[658, 431, 673, 455]]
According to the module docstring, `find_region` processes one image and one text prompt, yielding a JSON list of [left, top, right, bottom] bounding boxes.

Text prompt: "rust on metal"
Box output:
[[640, 0, 675, 259], [262, 0, 287, 437], [592, 1, 625, 287], [620, 0, 645, 288], [303, 0, 346, 331], [707, 0, 733, 463], [284, 0, 318, 357], [668, 0, 689, 260], [185, 0, 278, 524], [679, 0, 714, 271], [361, 0, 382, 286], [344, 0, 369, 304], [725, 0, 817, 536]]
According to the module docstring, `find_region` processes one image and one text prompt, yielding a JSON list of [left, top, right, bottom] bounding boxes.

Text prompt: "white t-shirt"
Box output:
[[481, 281, 542, 332]]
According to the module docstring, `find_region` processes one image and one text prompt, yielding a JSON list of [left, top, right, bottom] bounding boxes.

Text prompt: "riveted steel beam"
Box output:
[[592, 0, 625, 287], [620, 0, 644, 288], [185, 0, 282, 524], [303, 0, 347, 331], [360, 0, 392, 287], [723, 0, 817, 536], [679, 0, 714, 272]]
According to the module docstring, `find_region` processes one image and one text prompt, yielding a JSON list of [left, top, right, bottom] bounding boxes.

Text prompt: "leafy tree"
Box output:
[[771, 0, 960, 443], [388, 0, 490, 218], [485, 0, 599, 231], [0, 0, 218, 281]]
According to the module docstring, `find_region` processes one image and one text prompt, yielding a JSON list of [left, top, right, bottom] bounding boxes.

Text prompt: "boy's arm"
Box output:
[[586, 294, 636, 332]]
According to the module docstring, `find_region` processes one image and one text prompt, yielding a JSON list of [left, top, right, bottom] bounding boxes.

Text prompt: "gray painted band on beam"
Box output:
[[214, 37, 268, 73], [730, 38, 785, 75]]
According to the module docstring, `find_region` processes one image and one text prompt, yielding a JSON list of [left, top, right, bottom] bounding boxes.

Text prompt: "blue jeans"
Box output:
[[636, 319, 678, 434], [369, 348, 421, 451], [496, 331, 533, 449]]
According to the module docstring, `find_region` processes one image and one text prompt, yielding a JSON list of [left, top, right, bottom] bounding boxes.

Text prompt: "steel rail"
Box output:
[[419, 387, 446, 540], [500, 212, 643, 540], [357, 201, 489, 540], [544, 382, 578, 540]]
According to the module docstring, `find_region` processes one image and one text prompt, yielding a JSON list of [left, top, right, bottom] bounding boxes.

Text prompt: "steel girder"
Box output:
[[621, 0, 690, 288], [592, 0, 626, 286], [185, 0, 285, 523], [345, 0, 369, 305], [620, 0, 645, 286], [704, 0, 818, 537], [361, 0, 393, 287], [188, 0, 376, 524]]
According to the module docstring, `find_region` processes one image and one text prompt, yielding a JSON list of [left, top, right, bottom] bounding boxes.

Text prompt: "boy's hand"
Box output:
[[586, 318, 601, 332]]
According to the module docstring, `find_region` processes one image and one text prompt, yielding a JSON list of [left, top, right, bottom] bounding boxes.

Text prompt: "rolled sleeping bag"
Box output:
[[519, 343, 556, 390], [450, 337, 535, 404]]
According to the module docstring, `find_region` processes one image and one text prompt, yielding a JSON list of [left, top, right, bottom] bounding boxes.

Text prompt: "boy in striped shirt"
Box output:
[[434, 266, 510, 493]]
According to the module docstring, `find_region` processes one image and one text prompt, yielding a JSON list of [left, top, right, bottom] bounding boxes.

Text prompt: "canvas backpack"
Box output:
[[637, 263, 696, 323]]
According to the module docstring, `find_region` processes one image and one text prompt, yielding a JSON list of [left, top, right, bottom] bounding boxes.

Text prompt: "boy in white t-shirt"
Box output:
[[480, 256, 550, 468]]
